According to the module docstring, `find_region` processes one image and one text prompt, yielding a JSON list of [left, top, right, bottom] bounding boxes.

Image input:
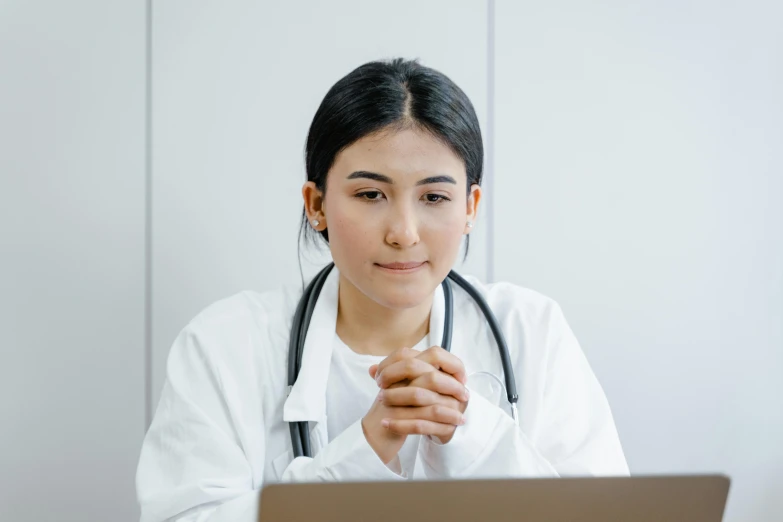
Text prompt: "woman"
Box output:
[[136, 58, 629, 522]]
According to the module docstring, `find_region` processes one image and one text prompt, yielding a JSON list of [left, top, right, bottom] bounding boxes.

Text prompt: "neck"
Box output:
[[335, 274, 432, 356]]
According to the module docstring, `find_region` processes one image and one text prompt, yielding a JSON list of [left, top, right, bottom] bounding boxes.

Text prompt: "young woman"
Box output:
[[136, 58, 628, 522]]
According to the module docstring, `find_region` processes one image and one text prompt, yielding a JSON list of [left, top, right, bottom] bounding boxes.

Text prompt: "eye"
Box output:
[[355, 190, 385, 202], [423, 194, 451, 205]]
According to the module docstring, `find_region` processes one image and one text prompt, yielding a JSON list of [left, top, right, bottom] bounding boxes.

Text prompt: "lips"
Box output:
[[376, 261, 426, 270]]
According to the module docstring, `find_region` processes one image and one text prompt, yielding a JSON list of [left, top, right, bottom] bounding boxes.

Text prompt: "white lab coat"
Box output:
[[136, 267, 629, 522]]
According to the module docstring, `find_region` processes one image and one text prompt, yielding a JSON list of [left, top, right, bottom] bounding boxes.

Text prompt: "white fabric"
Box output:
[[136, 267, 629, 522], [325, 333, 416, 444], [326, 333, 428, 477]]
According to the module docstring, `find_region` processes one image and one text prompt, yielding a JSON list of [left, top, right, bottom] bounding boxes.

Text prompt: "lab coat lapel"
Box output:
[[283, 266, 340, 424], [429, 280, 446, 349], [431, 276, 468, 359], [282, 270, 453, 452]]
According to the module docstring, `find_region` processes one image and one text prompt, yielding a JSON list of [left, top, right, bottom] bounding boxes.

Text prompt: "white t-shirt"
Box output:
[[325, 333, 430, 477]]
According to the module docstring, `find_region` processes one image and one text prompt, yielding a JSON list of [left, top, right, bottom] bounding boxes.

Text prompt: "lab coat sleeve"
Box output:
[[419, 302, 629, 478], [136, 325, 261, 522], [279, 419, 408, 482], [137, 322, 404, 522]]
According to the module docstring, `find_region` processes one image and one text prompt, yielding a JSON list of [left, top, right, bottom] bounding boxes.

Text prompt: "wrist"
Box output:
[[362, 416, 402, 464]]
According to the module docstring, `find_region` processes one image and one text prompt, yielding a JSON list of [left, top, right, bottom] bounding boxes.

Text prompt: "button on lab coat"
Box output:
[[136, 267, 629, 521]]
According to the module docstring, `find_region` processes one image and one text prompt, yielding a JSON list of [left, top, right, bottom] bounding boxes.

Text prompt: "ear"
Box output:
[[302, 181, 326, 231], [464, 184, 482, 234]]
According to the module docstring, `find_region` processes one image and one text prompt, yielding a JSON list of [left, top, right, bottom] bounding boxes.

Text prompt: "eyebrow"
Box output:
[[346, 171, 457, 186]]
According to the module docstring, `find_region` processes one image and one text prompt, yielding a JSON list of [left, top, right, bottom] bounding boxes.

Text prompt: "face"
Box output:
[[303, 127, 481, 310]]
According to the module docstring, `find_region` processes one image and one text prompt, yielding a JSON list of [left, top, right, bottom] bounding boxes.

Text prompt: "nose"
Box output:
[[385, 200, 420, 248]]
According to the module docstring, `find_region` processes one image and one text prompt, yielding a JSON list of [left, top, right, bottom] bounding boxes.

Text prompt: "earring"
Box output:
[[466, 221, 473, 228], [311, 219, 320, 227]]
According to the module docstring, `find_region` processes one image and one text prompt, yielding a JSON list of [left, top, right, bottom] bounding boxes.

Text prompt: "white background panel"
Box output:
[[494, 1, 782, 520], [0, 2, 146, 521], [151, 0, 490, 407]]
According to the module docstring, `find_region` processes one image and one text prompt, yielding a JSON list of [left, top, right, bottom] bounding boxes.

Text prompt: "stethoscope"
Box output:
[[288, 262, 519, 458]]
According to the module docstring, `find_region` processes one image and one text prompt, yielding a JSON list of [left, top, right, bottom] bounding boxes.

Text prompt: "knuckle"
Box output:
[[426, 346, 443, 361]]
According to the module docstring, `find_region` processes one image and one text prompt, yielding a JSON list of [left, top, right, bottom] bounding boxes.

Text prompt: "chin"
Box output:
[[369, 285, 433, 311]]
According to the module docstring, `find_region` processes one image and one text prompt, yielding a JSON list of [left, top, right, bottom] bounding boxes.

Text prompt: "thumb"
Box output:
[[369, 364, 378, 379]]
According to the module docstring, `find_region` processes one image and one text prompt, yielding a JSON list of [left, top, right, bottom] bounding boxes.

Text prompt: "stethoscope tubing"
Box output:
[[288, 262, 518, 458]]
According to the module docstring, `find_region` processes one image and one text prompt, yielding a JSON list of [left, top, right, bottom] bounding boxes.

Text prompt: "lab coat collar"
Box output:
[[282, 266, 448, 423], [428, 279, 446, 351], [283, 266, 340, 423]]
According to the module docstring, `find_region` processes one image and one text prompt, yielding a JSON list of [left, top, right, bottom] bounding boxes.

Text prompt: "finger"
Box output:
[[413, 404, 465, 425], [375, 358, 437, 389], [370, 367, 409, 386], [408, 371, 470, 402], [380, 386, 462, 409], [382, 418, 461, 438], [375, 346, 418, 377], [415, 347, 468, 385], [384, 404, 465, 426]]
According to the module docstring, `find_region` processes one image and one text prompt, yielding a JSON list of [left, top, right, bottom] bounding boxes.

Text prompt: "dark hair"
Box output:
[[299, 58, 484, 257]]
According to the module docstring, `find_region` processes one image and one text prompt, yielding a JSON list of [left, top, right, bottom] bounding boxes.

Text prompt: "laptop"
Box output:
[[259, 475, 730, 522]]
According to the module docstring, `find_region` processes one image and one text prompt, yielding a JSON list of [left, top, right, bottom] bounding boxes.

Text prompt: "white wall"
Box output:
[[494, 1, 783, 521], [0, 2, 146, 521], [150, 0, 490, 408], [3, 1, 781, 521]]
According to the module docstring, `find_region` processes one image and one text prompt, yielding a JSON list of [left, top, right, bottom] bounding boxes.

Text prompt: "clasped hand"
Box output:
[[361, 346, 469, 464]]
